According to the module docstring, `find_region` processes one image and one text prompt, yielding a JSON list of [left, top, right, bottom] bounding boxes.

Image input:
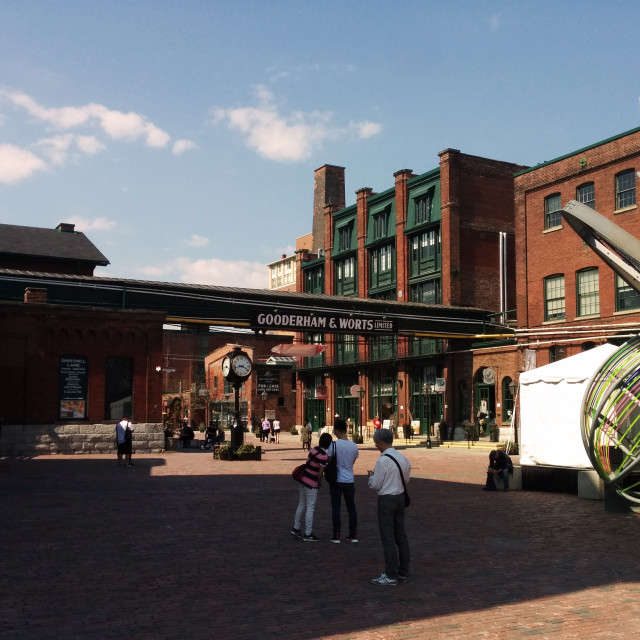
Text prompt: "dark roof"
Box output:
[[0, 223, 109, 266]]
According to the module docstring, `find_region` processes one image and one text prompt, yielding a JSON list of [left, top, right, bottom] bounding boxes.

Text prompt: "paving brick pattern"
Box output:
[[2, 433, 640, 639]]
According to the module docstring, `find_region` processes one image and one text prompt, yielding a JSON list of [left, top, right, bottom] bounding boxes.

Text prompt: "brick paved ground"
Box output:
[[2, 432, 640, 640]]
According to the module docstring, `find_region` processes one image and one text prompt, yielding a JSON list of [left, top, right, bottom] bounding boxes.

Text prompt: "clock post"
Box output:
[[221, 346, 253, 453]]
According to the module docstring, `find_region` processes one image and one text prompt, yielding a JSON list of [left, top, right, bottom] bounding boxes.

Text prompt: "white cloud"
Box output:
[[488, 14, 502, 30], [214, 85, 381, 162], [187, 234, 209, 248], [4, 90, 170, 147], [65, 215, 117, 232], [0, 143, 47, 183], [173, 139, 196, 155], [36, 133, 106, 166], [139, 257, 266, 288]]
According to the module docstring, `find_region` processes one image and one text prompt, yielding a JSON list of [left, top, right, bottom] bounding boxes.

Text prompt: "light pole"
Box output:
[[358, 388, 365, 440], [423, 382, 433, 449], [261, 390, 268, 419]]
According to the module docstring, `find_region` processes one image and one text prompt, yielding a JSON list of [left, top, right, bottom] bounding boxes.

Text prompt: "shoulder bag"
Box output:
[[383, 453, 411, 507], [324, 440, 338, 484]]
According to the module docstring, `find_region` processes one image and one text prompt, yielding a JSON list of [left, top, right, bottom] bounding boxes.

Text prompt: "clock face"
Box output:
[[221, 356, 231, 377], [231, 354, 252, 378]]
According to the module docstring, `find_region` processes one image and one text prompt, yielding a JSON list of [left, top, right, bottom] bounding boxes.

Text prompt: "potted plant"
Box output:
[[164, 425, 178, 451], [216, 443, 234, 460], [236, 443, 261, 461]]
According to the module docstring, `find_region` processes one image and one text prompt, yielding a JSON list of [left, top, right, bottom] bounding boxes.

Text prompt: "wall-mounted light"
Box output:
[[155, 365, 162, 373]]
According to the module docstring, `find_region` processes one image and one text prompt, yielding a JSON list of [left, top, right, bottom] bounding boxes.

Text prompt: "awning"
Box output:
[[271, 343, 327, 357]]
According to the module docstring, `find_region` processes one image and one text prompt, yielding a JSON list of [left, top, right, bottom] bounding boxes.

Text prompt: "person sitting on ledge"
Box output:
[[179, 423, 195, 448]]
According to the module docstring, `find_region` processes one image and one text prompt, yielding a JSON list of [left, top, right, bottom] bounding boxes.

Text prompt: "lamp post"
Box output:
[[423, 382, 433, 449], [357, 388, 365, 440], [508, 380, 520, 454], [261, 390, 268, 419]]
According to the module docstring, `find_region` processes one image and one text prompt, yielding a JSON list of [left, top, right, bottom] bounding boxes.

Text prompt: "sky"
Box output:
[[1, 1, 640, 289]]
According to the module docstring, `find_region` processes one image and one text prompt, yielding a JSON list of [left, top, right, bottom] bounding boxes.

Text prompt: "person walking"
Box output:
[[291, 432, 332, 542], [273, 418, 281, 443], [327, 418, 359, 543], [116, 415, 134, 467], [261, 417, 271, 444], [300, 421, 312, 450], [367, 428, 411, 586]]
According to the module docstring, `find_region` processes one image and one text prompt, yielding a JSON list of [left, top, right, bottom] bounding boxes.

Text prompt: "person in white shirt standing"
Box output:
[[367, 428, 411, 586], [116, 416, 134, 467], [327, 417, 359, 543]]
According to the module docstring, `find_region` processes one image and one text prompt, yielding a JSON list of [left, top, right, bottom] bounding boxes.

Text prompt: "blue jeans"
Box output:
[[329, 482, 357, 537]]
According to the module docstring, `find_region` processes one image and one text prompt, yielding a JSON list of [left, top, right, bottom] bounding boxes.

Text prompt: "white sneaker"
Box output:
[[370, 573, 398, 586]]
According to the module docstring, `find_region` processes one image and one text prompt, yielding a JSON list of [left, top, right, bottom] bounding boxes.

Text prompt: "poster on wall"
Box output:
[[59, 355, 88, 419]]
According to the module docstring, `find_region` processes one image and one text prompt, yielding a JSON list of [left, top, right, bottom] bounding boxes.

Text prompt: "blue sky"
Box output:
[[1, 1, 639, 288]]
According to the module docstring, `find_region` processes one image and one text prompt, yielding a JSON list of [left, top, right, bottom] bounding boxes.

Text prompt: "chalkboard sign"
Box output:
[[59, 355, 88, 419]]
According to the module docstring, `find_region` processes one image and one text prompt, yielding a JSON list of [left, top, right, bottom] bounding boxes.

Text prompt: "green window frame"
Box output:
[[409, 278, 440, 304], [304, 265, 324, 294], [576, 268, 599, 317], [544, 274, 565, 320], [409, 228, 440, 276], [335, 256, 356, 296], [414, 187, 435, 225], [373, 209, 390, 240], [616, 169, 636, 209], [370, 244, 394, 289], [336, 334, 357, 365], [544, 193, 562, 229], [337, 222, 354, 252]]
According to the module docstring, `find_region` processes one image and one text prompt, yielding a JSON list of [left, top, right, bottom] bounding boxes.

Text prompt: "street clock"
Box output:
[[222, 346, 253, 383]]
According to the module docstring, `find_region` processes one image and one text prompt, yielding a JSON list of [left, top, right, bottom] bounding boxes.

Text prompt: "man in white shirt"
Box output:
[[327, 418, 359, 543], [367, 428, 411, 586]]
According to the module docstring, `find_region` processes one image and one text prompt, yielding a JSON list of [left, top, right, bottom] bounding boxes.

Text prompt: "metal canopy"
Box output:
[[0, 269, 513, 339]]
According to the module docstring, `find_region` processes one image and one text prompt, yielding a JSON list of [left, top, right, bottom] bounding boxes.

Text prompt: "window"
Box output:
[[576, 268, 599, 316], [616, 170, 636, 209], [336, 334, 357, 365], [577, 182, 595, 209], [337, 223, 353, 252], [616, 275, 640, 311], [104, 357, 133, 419], [373, 210, 390, 239], [410, 228, 440, 276], [544, 274, 565, 320], [502, 377, 514, 423], [544, 193, 562, 229], [415, 187, 435, 224], [370, 244, 394, 288], [410, 278, 440, 304], [304, 266, 324, 294], [335, 256, 356, 296], [549, 345, 566, 363]]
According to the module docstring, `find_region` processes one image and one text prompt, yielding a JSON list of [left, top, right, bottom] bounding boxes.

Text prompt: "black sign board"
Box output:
[[59, 355, 88, 419], [257, 369, 280, 394], [252, 311, 396, 334]]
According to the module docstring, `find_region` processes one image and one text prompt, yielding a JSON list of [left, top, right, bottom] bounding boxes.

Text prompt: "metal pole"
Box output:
[[231, 382, 243, 451]]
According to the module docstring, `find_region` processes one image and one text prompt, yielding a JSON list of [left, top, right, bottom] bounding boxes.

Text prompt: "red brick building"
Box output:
[[296, 153, 526, 436], [513, 126, 640, 369]]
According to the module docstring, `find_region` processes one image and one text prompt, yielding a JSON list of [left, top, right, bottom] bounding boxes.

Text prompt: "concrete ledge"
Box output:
[[494, 465, 522, 491], [578, 469, 604, 500]]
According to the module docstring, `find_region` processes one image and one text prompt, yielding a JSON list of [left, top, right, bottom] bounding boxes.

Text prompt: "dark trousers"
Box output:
[[329, 482, 357, 537], [377, 494, 410, 579]]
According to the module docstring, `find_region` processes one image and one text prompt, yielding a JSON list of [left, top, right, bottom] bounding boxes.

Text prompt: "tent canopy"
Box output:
[[519, 343, 618, 468]]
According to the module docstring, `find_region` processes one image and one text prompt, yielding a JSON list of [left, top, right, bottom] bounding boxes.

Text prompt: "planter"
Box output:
[[164, 437, 178, 451]]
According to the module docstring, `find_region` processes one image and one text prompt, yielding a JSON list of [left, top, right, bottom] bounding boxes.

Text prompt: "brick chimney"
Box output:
[[312, 165, 345, 253], [56, 223, 75, 233]]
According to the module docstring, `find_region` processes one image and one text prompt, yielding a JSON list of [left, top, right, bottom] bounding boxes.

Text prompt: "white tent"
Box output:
[[519, 343, 619, 468]]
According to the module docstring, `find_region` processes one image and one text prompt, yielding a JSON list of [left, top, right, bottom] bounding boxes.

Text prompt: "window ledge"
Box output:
[[613, 204, 637, 215], [542, 318, 567, 325], [543, 225, 563, 234], [613, 308, 640, 316], [575, 313, 600, 320]]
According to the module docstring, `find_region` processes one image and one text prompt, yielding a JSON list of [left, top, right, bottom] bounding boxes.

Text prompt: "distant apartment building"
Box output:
[[268, 234, 313, 292]]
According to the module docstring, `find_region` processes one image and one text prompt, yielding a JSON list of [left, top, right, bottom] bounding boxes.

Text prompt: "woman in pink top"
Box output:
[[291, 432, 332, 542]]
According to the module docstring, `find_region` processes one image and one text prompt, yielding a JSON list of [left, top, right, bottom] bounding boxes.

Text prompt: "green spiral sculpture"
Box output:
[[582, 336, 640, 503]]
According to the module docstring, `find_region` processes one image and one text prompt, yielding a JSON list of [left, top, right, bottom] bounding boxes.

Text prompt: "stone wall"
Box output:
[[0, 423, 165, 456]]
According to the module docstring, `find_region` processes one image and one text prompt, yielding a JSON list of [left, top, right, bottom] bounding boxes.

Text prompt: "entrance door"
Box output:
[[475, 383, 495, 436], [305, 398, 326, 432]]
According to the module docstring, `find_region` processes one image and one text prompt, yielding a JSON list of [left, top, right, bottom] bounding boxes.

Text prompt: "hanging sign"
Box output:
[[252, 311, 396, 334]]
